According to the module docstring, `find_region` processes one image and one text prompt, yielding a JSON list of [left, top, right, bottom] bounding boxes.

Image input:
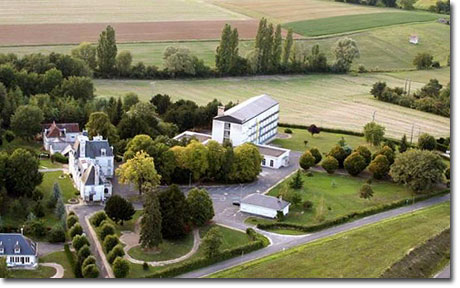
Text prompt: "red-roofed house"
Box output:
[[42, 122, 80, 155]]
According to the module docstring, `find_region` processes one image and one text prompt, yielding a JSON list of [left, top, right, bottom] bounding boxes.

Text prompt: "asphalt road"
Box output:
[[177, 193, 451, 278], [434, 263, 451, 278]]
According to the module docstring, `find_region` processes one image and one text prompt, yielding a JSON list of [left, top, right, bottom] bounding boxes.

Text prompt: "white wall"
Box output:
[[240, 203, 278, 218], [5, 255, 37, 268], [261, 151, 290, 169], [94, 156, 114, 178]]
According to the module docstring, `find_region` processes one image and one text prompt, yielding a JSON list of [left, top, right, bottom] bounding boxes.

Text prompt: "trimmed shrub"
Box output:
[[284, 128, 293, 134], [107, 244, 125, 264], [99, 223, 116, 241], [91, 211, 108, 227], [82, 264, 99, 278], [368, 155, 390, 179], [373, 146, 395, 165], [82, 255, 96, 269], [321, 156, 339, 174], [143, 262, 149, 271], [48, 224, 66, 243], [302, 200, 313, 210], [103, 235, 120, 253], [4, 130, 15, 143], [113, 257, 130, 278], [77, 245, 91, 262], [279, 123, 364, 137], [344, 152, 367, 176], [309, 147, 322, 164], [418, 133, 437, 151], [359, 183, 374, 199], [299, 151, 316, 170], [355, 145, 372, 165], [328, 145, 348, 168], [66, 215, 79, 229], [72, 234, 90, 251], [51, 152, 68, 164], [69, 223, 83, 238]]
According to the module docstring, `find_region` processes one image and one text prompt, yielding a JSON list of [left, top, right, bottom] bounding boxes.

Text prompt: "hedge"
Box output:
[[257, 189, 450, 233], [145, 231, 269, 278], [64, 244, 76, 272]]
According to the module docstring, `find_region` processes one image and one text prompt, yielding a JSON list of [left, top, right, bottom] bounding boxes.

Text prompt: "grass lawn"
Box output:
[[128, 233, 194, 262], [209, 201, 451, 278], [94, 70, 449, 140], [38, 171, 78, 203], [272, 127, 374, 154], [257, 171, 441, 226], [127, 224, 251, 278], [8, 265, 56, 279], [111, 210, 143, 236], [283, 12, 440, 37], [0, 0, 247, 25], [40, 250, 74, 278], [39, 158, 63, 169]]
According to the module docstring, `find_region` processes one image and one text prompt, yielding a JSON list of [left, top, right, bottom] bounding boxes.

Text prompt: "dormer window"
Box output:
[[14, 241, 21, 254], [101, 148, 106, 157], [0, 248, 3, 254]]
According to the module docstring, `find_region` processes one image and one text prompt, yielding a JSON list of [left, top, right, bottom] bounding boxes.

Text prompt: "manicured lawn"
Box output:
[[41, 250, 75, 278], [128, 233, 194, 262], [127, 224, 252, 278], [94, 70, 450, 140], [8, 265, 56, 279], [283, 12, 440, 36], [260, 171, 438, 226], [39, 158, 64, 169], [38, 171, 78, 203], [111, 210, 143, 236], [209, 201, 451, 278], [272, 127, 374, 154]]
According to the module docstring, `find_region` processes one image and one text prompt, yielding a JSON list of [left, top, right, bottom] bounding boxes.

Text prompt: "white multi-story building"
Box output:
[[42, 122, 80, 155], [69, 134, 114, 202], [212, 94, 279, 146]]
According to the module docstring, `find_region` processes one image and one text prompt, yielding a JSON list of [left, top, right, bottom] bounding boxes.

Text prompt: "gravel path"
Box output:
[[40, 263, 64, 278]]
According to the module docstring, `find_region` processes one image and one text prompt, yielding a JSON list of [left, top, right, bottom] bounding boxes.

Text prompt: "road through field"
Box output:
[[178, 194, 450, 278]]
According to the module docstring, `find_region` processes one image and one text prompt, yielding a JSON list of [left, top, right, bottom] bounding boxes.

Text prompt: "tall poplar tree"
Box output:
[[282, 28, 294, 67], [139, 185, 163, 249], [97, 25, 118, 76], [272, 24, 282, 70]]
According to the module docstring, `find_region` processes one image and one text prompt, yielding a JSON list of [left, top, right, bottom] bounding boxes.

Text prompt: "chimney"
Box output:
[[278, 195, 282, 203], [20, 227, 24, 235], [217, 106, 225, 116]]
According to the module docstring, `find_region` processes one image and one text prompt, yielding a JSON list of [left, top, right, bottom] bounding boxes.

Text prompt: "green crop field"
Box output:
[[283, 12, 440, 37], [94, 71, 450, 139], [209, 201, 451, 278], [1, 22, 449, 71], [415, 0, 447, 9], [0, 0, 248, 25], [213, 0, 391, 23]]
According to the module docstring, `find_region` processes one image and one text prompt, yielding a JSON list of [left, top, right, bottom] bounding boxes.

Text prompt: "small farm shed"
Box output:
[[240, 194, 290, 219], [409, 35, 419, 45]]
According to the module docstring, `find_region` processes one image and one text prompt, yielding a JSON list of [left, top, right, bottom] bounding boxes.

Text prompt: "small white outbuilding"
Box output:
[[240, 194, 290, 219]]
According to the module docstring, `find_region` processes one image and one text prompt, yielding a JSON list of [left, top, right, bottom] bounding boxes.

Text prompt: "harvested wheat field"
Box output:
[[0, 20, 278, 45], [212, 0, 393, 23], [0, 0, 249, 25], [94, 73, 450, 139]]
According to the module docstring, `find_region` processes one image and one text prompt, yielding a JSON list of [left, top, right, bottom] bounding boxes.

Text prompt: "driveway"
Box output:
[[37, 242, 64, 257], [434, 263, 451, 278], [177, 194, 451, 278]]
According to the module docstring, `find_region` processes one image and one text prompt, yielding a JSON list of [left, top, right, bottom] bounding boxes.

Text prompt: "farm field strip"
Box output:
[[0, 0, 249, 25], [0, 20, 265, 46], [94, 72, 450, 139], [208, 201, 451, 278], [283, 12, 440, 37], [211, 0, 392, 23], [1, 22, 449, 72]]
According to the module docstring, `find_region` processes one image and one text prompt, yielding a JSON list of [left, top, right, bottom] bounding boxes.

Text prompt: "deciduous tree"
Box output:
[[104, 195, 135, 225], [186, 188, 214, 227]]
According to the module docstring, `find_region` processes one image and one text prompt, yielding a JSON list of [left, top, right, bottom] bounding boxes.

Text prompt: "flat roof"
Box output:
[[241, 194, 290, 211], [256, 144, 289, 157], [174, 131, 212, 143]]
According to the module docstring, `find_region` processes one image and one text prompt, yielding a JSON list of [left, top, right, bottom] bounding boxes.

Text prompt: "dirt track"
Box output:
[[0, 20, 297, 46]]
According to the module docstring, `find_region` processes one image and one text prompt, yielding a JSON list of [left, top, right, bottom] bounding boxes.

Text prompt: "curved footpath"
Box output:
[[177, 194, 451, 278], [40, 263, 64, 279], [121, 229, 201, 266]]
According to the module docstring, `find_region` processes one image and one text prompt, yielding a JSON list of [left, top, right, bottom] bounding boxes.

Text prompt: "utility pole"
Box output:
[[407, 79, 412, 95], [372, 111, 376, 122], [410, 124, 415, 144]]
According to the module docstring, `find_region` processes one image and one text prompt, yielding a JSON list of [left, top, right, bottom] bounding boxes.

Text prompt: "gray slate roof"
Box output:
[[75, 140, 113, 159], [241, 194, 290, 210], [81, 164, 96, 186], [214, 94, 278, 124], [0, 234, 36, 256]]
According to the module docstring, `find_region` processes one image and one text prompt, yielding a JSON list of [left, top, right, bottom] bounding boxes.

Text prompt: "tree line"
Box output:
[[336, 0, 450, 13], [371, 78, 450, 117]]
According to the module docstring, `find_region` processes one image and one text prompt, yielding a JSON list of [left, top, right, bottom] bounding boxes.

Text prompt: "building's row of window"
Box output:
[[258, 126, 277, 143], [9, 256, 31, 263], [262, 158, 275, 167]]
